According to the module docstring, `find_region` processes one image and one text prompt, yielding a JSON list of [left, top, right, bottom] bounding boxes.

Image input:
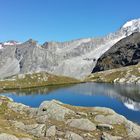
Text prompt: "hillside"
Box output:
[[0, 72, 80, 91], [92, 32, 140, 73], [87, 63, 140, 84]]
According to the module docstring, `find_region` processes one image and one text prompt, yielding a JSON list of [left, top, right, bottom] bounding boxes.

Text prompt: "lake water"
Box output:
[[1, 82, 140, 124]]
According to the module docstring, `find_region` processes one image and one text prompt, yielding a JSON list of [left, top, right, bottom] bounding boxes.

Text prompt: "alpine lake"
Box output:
[[1, 82, 140, 124]]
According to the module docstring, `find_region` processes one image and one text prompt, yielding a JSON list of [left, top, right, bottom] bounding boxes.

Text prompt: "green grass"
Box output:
[[0, 72, 80, 91]]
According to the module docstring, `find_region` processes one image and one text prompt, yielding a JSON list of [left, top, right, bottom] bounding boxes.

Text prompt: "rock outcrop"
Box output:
[[0, 96, 140, 140], [92, 32, 140, 73], [0, 19, 140, 79]]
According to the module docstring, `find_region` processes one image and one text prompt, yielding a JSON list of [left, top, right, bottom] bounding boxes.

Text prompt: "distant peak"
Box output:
[[122, 18, 140, 28], [2, 40, 21, 46]]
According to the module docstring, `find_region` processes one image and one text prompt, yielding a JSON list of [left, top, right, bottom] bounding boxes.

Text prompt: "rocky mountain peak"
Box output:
[[122, 18, 140, 28], [121, 18, 140, 36], [0, 18, 140, 79]]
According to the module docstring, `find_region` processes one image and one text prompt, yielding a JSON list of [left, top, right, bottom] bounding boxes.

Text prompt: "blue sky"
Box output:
[[0, 0, 140, 43]]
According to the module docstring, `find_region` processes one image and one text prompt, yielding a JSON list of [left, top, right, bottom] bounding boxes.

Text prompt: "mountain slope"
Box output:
[[92, 32, 140, 73], [0, 19, 140, 79], [87, 63, 140, 84]]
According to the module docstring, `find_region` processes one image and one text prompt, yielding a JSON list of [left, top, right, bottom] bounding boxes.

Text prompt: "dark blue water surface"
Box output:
[[1, 83, 140, 124]]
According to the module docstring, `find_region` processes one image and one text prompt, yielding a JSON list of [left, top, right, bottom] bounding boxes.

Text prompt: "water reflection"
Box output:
[[1, 82, 140, 123], [65, 83, 140, 111]]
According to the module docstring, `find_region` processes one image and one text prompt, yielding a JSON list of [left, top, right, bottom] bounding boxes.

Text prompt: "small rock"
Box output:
[[46, 125, 56, 137], [83, 133, 93, 137], [19, 138, 33, 140], [97, 124, 113, 130], [65, 131, 84, 140], [76, 112, 87, 116], [66, 118, 96, 131], [101, 132, 122, 140]]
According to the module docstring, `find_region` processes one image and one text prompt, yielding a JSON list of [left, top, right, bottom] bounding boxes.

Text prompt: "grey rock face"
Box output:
[[92, 32, 140, 73], [0, 19, 140, 79], [66, 118, 96, 131]]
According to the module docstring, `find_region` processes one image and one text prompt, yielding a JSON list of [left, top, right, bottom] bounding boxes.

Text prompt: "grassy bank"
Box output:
[[0, 72, 81, 91]]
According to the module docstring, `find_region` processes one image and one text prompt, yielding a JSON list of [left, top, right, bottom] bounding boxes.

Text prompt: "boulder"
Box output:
[[0, 133, 19, 140], [46, 125, 56, 137], [94, 114, 125, 124], [66, 118, 96, 131], [12, 121, 46, 137], [65, 131, 84, 140], [101, 132, 122, 140], [38, 100, 75, 121]]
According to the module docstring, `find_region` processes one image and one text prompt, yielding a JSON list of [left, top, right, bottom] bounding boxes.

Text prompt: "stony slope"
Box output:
[[87, 63, 140, 84], [0, 19, 140, 79], [92, 32, 140, 73], [0, 96, 140, 140]]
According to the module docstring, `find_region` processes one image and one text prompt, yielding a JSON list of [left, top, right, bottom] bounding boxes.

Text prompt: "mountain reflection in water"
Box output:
[[1, 83, 140, 124]]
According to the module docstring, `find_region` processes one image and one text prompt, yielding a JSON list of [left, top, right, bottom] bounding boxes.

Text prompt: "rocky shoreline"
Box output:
[[0, 96, 140, 140]]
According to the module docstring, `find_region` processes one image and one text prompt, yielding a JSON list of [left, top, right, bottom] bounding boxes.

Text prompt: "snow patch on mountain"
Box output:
[[0, 44, 3, 49], [122, 19, 140, 28], [3, 41, 21, 46]]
